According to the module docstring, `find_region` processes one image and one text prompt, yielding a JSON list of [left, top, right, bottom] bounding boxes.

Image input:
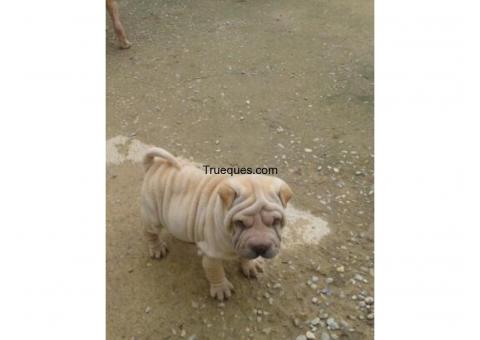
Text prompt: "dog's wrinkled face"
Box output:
[[218, 176, 293, 259]]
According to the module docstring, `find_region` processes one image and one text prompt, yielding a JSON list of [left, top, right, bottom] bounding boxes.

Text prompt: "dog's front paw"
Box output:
[[148, 240, 168, 259], [241, 258, 265, 278], [209, 279, 234, 301]]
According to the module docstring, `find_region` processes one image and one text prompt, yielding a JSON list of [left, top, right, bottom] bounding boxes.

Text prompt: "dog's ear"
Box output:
[[278, 182, 293, 208], [218, 182, 237, 209]]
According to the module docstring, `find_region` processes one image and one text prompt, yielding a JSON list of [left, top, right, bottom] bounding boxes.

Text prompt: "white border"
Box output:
[[377, 0, 480, 338], [0, 1, 105, 339]]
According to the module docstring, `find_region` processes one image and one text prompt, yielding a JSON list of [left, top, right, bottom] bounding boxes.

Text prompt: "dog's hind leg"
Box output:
[[141, 204, 168, 259], [106, 0, 131, 49]]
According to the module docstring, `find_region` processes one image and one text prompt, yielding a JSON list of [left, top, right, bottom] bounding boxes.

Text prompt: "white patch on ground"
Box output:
[[107, 135, 330, 246], [107, 135, 152, 165], [283, 205, 330, 248]]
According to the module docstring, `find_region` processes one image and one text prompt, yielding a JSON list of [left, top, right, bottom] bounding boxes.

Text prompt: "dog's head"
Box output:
[[218, 175, 293, 259]]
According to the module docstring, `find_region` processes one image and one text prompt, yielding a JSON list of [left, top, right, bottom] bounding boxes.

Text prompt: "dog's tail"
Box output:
[[143, 147, 181, 172]]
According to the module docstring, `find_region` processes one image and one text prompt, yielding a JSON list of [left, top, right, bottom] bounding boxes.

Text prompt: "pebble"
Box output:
[[319, 313, 329, 320], [262, 327, 272, 335], [273, 283, 282, 289], [326, 317, 339, 330], [306, 331, 316, 339], [305, 148, 313, 153], [310, 317, 321, 326], [311, 276, 319, 282], [325, 277, 334, 284], [296, 336, 307, 340], [367, 313, 374, 320], [239, 116, 245, 120], [180, 329, 186, 337], [188, 336, 197, 340], [317, 166, 322, 171], [144, 306, 151, 313], [320, 332, 331, 340], [336, 266, 345, 273], [365, 296, 374, 305], [333, 167, 339, 173], [312, 297, 319, 304]]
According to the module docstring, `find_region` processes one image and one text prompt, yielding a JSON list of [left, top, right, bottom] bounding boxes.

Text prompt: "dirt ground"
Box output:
[[107, 0, 373, 339]]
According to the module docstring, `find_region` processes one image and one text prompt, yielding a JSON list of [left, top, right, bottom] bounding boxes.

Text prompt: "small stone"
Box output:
[[336, 266, 345, 273], [354, 274, 367, 282], [215, 140, 220, 145], [310, 317, 321, 326], [296, 336, 307, 340], [305, 148, 313, 153], [180, 329, 186, 337], [273, 283, 282, 289], [239, 116, 245, 120], [311, 276, 319, 282], [319, 313, 329, 320], [127, 268, 134, 273], [358, 301, 366, 308], [351, 295, 357, 300], [333, 167, 339, 173], [306, 331, 316, 339], [144, 306, 151, 313], [365, 296, 374, 305], [188, 336, 197, 340], [276, 126, 284, 133], [320, 332, 331, 340], [325, 277, 334, 284], [262, 327, 272, 335], [312, 297, 319, 304], [317, 166, 322, 171], [367, 313, 374, 320], [326, 318, 339, 330], [246, 99, 250, 104]]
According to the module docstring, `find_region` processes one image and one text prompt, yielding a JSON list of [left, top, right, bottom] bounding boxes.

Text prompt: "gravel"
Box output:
[[326, 317, 339, 330], [306, 331, 316, 339], [296, 335, 307, 340], [320, 332, 331, 340], [310, 317, 321, 326], [365, 296, 374, 304]]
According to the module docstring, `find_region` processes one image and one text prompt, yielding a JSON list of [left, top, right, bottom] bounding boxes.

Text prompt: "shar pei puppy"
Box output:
[[141, 147, 293, 301]]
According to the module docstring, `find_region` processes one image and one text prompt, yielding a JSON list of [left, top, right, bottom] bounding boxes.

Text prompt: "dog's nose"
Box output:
[[251, 243, 270, 257]]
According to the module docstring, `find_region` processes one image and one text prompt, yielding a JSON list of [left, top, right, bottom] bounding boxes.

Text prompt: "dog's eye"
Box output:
[[234, 220, 247, 229]]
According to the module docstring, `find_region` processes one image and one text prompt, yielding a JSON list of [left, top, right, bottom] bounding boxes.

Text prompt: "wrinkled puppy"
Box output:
[[141, 147, 293, 301]]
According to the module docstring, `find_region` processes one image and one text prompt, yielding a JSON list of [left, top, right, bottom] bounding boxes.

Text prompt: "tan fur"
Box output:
[[141, 147, 293, 301], [107, 0, 131, 49]]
